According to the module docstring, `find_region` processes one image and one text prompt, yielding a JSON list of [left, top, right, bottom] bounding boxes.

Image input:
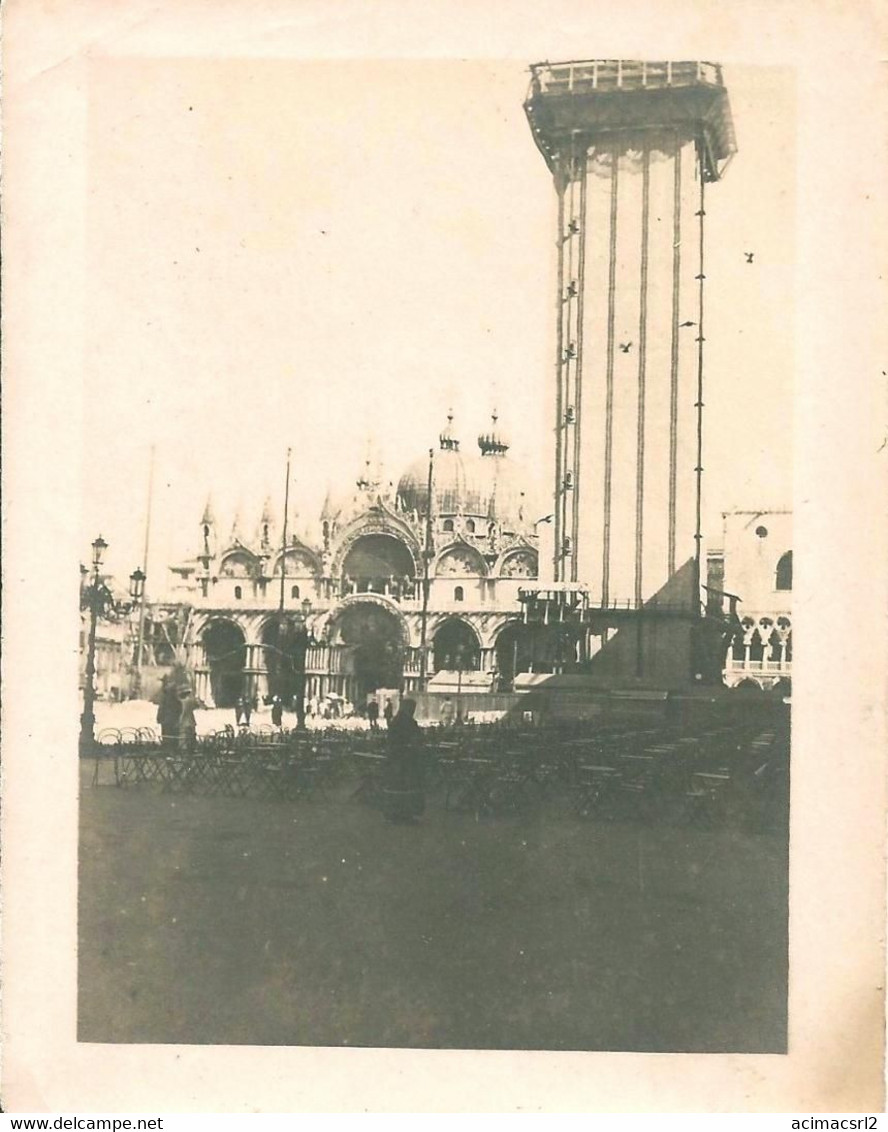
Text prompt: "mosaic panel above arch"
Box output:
[[272, 547, 321, 577], [436, 546, 487, 577], [219, 551, 256, 578], [498, 550, 538, 578]]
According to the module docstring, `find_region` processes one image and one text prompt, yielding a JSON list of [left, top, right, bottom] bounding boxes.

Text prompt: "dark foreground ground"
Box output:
[[79, 761, 787, 1051]]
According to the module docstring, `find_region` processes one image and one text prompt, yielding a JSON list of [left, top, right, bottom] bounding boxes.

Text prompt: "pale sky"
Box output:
[[81, 59, 794, 596]]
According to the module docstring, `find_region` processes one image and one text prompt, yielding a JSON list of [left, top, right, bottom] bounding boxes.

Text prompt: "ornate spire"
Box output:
[[230, 506, 244, 543], [201, 495, 215, 526], [320, 484, 336, 521], [478, 408, 510, 456], [257, 495, 275, 550], [439, 408, 460, 452]]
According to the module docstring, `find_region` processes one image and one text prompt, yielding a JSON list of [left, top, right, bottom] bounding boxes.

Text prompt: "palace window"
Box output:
[[454, 585, 465, 602], [465, 519, 476, 533], [291, 584, 300, 599], [443, 518, 454, 532], [234, 585, 242, 600], [775, 551, 793, 591]]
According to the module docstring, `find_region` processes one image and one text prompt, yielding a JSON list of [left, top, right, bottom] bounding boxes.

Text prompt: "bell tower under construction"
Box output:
[[523, 60, 737, 685]]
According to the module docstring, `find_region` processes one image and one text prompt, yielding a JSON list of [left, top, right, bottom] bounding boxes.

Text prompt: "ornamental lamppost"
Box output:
[[79, 536, 144, 757], [129, 566, 147, 698], [272, 595, 315, 729]]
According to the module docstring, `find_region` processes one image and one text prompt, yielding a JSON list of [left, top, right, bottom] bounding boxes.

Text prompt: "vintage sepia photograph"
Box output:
[[73, 55, 797, 1054]]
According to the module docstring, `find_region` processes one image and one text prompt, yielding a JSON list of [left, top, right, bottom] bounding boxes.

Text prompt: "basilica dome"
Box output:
[[396, 411, 529, 532]]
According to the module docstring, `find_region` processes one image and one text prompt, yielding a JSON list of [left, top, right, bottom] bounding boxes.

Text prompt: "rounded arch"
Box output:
[[258, 613, 312, 704], [434, 543, 488, 577], [775, 551, 793, 591], [271, 545, 322, 577], [330, 516, 422, 580], [200, 617, 247, 707], [219, 550, 257, 578], [496, 548, 539, 579], [327, 598, 406, 699], [339, 532, 418, 593], [493, 618, 533, 690], [432, 617, 481, 672]]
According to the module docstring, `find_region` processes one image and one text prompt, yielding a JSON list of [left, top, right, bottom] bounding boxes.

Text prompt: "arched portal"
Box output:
[[260, 614, 310, 706], [202, 620, 246, 708], [330, 601, 405, 700], [341, 534, 415, 595], [494, 620, 533, 691], [433, 619, 480, 672]]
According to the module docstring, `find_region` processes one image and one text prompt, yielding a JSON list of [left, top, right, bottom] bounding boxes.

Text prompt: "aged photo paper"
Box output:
[[2, 0, 886, 1113]]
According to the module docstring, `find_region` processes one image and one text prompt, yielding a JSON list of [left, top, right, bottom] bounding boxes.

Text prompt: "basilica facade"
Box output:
[[167, 414, 544, 709]]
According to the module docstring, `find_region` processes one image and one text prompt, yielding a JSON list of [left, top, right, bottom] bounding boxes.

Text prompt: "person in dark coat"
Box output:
[[178, 688, 198, 751], [382, 698, 426, 824], [367, 698, 380, 730], [156, 678, 182, 746], [383, 699, 394, 727], [271, 695, 284, 728]]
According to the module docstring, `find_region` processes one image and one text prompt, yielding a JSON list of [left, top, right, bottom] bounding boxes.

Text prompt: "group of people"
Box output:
[[366, 697, 395, 729], [156, 677, 199, 749]]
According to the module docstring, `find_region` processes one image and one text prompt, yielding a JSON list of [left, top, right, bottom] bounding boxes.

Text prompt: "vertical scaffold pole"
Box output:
[[553, 170, 566, 582], [601, 141, 619, 607], [693, 137, 707, 612]]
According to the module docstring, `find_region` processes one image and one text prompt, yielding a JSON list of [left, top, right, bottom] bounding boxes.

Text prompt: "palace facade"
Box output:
[[706, 509, 793, 691], [166, 414, 547, 708]]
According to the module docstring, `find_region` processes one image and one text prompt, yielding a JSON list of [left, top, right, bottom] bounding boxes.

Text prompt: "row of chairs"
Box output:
[[99, 718, 788, 829]]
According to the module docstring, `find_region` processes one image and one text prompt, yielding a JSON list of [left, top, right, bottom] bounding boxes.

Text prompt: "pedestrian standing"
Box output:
[[235, 696, 245, 727], [383, 699, 394, 727], [440, 696, 455, 728], [178, 688, 198, 751], [367, 698, 379, 730], [271, 695, 284, 728], [382, 699, 426, 824], [157, 677, 182, 746]]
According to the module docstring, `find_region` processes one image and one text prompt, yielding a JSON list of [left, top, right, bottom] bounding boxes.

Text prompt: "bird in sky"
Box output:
[[744, 251, 755, 263], [619, 342, 632, 353], [679, 320, 696, 328]]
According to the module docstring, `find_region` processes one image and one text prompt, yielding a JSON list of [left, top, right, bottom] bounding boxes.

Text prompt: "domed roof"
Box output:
[[398, 413, 484, 517], [396, 410, 528, 530]]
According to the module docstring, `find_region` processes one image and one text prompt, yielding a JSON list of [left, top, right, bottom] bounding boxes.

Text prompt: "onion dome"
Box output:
[[474, 411, 523, 531], [477, 409, 510, 456], [397, 412, 484, 516]]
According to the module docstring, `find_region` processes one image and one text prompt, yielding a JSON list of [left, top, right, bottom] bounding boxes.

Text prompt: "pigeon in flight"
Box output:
[[744, 251, 754, 263], [679, 320, 696, 328], [619, 342, 632, 353]]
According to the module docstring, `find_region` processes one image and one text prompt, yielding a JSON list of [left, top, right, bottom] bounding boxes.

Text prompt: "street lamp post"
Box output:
[[79, 536, 108, 758], [79, 536, 144, 757], [129, 567, 147, 698], [295, 596, 313, 729]]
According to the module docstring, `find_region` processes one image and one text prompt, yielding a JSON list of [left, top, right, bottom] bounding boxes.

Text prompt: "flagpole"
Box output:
[[279, 447, 292, 614], [132, 444, 154, 698], [418, 447, 434, 689]]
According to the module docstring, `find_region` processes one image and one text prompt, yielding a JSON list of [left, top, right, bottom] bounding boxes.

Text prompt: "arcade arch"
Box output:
[[432, 618, 481, 672], [328, 600, 405, 700], [201, 619, 247, 707]]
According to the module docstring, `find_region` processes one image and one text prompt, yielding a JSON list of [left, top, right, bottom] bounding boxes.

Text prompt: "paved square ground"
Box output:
[[79, 760, 787, 1051]]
